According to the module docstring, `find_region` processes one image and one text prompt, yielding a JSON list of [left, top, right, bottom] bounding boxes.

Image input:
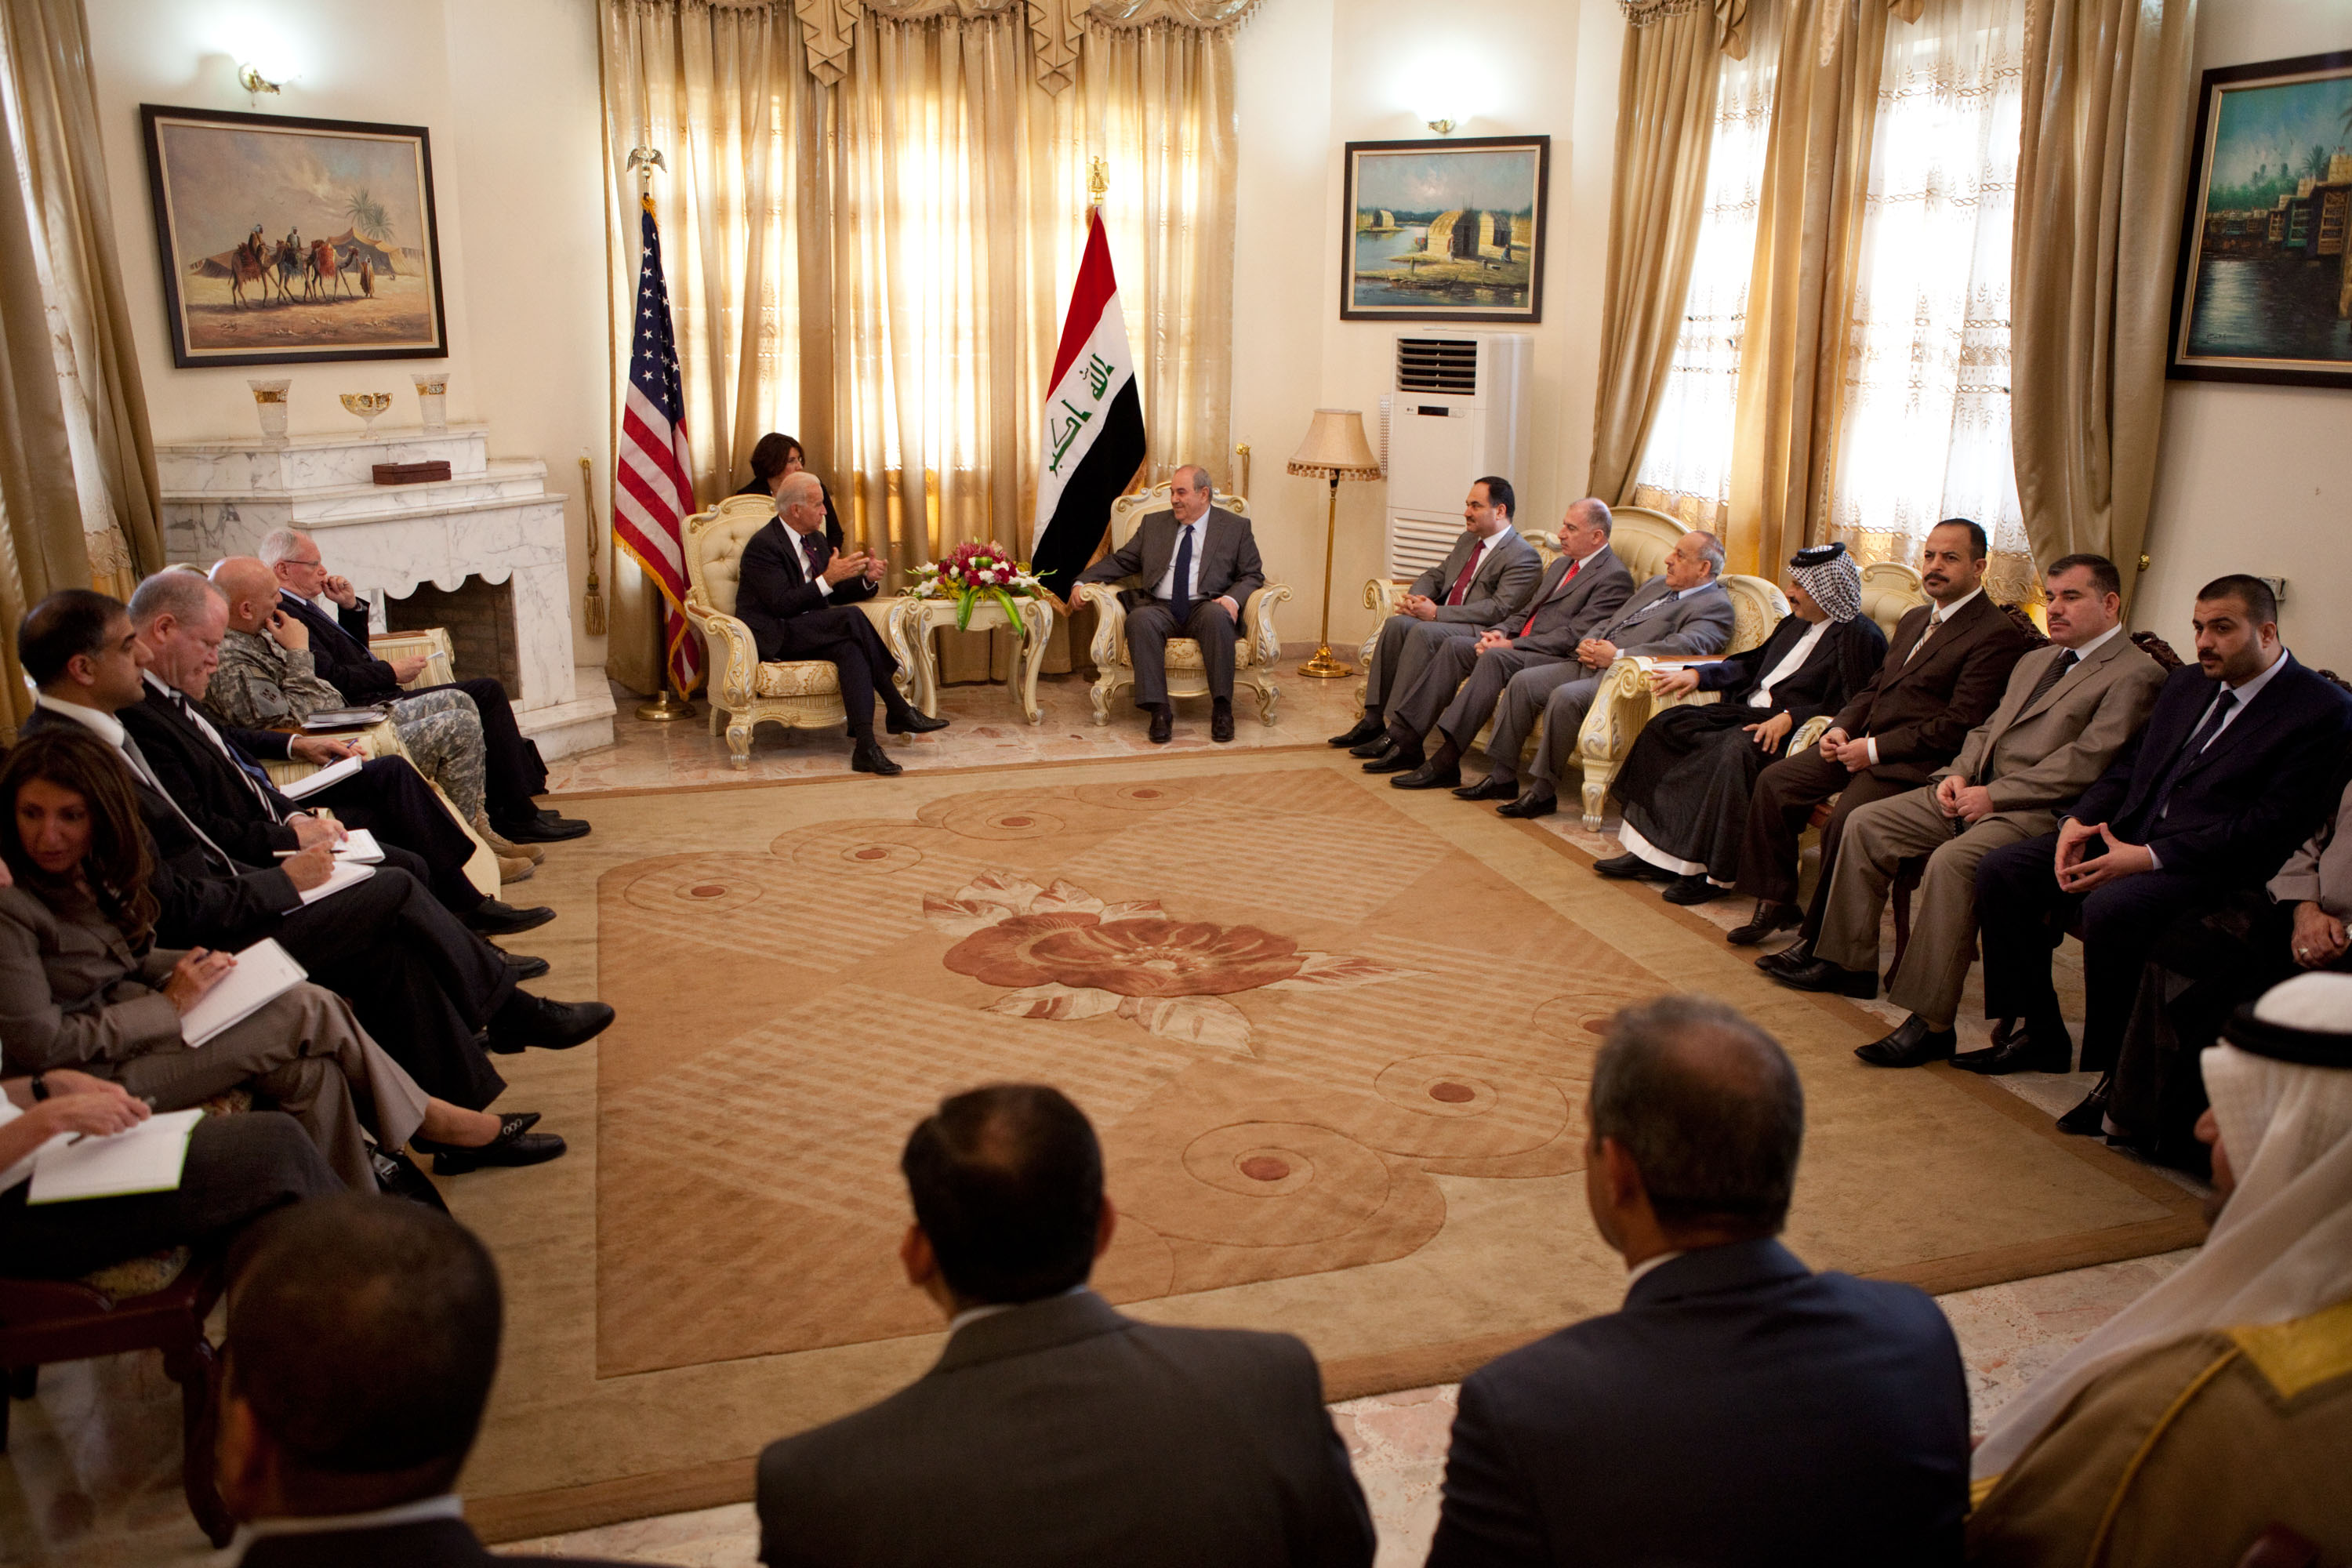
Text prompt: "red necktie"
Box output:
[[1444, 543, 1485, 607], [1519, 559, 1579, 636]]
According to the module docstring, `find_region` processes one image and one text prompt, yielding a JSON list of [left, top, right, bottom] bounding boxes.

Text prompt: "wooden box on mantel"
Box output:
[[372, 460, 452, 485]]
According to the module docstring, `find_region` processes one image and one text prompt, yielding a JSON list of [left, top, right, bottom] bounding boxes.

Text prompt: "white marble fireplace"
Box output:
[[158, 422, 614, 758]]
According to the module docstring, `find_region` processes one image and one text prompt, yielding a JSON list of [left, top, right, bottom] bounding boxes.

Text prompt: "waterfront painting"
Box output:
[[2170, 51, 2352, 388], [1341, 137, 1549, 322]]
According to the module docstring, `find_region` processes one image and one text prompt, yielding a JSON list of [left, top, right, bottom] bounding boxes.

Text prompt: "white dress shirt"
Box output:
[[235, 1494, 466, 1548], [1748, 619, 1831, 710], [1151, 517, 1210, 605]]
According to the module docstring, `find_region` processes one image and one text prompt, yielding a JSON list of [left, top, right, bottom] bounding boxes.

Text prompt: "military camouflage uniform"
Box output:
[[208, 627, 488, 825]]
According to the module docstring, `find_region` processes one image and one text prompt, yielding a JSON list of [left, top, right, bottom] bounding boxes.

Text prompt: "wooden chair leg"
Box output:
[[164, 1336, 233, 1548]]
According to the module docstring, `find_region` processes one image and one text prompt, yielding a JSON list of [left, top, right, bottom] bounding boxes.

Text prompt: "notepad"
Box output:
[[279, 754, 363, 800], [296, 860, 376, 908], [301, 706, 388, 731], [25, 1109, 204, 1206], [333, 828, 384, 865], [177, 937, 310, 1047]]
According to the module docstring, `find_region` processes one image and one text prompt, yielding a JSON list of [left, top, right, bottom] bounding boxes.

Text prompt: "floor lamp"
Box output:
[[1286, 408, 1382, 679]]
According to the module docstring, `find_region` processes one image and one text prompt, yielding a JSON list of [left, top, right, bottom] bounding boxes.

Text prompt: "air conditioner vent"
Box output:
[[1396, 337, 1479, 394]]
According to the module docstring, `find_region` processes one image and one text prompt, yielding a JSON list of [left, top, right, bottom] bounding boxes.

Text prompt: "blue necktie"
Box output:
[[1170, 524, 1195, 626], [174, 690, 284, 820]]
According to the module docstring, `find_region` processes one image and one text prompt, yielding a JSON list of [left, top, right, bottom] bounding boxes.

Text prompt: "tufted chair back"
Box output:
[[1859, 560, 1929, 643], [1606, 508, 1687, 583], [1105, 482, 1250, 552], [685, 494, 779, 616]]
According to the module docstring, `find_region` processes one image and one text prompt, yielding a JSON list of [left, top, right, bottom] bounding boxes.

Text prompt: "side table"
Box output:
[[888, 595, 1054, 724]]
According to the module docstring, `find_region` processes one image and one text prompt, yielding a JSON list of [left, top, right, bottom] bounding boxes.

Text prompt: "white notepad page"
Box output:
[[278, 754, 362, 800], [177, 937, 310, 1047], [333, 828, 384, 864], [296, 860, 376, 908], [26, 1109, 204, 1205]]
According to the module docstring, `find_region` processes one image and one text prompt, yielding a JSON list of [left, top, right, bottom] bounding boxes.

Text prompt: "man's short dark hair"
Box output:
[[17, 590, 126, 688], [2197, 572, 2279, 625], [901, 1083, 1102, 1305], [1474, 476, 1515, 521], [1929, 517, 1989, 561], [1588, 996, 1805, 1235], [2046, 553, 2122, 600], [225, 1194, 503, 1483]]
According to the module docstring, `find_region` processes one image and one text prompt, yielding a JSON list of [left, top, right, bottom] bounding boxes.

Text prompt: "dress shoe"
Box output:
[[1661, 875, 1726, 905], [1147, 706, 1174, 745], [500, 951, 551, 981], [497, 812, 590, 844], [485, 993, 615, 1054], [1363, 747, 1421, 775], [464, 898, 555, 938], [1771, 956, 1878, 998], [1211, 699, 1235, 743], [887, 708, 950, 735], [411, 1112, 567, 1176], [1391, 760, 1461, 790], [2056, 1075, 2112, 1137], [1725, 901, 1801, 947], [1330, 715, 1385, 749], [851, 737, 905, 775], [1349, 735, 1398, 760], [1855, 1015, 1957, 1068], [370, 1147, 448, 1210], [1594, 852, 1674, 882], [1453, 775, 1518, 802], [1756, 939, 1813, 976], [1955, 1018, 2073, 1076], [1497, 792, 1557, 820]]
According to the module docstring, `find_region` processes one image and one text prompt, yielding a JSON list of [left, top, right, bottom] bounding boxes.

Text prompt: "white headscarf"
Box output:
[[1973, 972, 2352, 1479]]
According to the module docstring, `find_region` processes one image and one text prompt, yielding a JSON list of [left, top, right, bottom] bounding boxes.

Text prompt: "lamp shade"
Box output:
[[1286, 408, 1382, 481]]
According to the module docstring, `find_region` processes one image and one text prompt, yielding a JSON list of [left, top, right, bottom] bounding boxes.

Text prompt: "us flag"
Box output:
[[614, 197, 702, 692]]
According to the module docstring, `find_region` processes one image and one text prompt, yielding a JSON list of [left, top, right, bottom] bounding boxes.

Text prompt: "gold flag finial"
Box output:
[[1088, 156, 1108, 209]]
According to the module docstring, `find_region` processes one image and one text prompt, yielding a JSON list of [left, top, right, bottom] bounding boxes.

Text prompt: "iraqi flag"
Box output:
[[1031, 211, 1145, 597]]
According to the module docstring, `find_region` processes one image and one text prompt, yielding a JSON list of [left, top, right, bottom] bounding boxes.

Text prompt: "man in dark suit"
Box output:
[[258, 527, 587, 845], [219, 1195, 626, 1568], [119, 572, 550, 938], [1078, 464, 1266, 744], [755, 1083, 1374, 1568], [1372, 498, 1636, 789], [1329, 475, 1542, 752], [1427, 996, 1969, 1566], [735, 470, 948, 775], [1744, 518, 2033, 978], [1974, 574, 2352, 1098]]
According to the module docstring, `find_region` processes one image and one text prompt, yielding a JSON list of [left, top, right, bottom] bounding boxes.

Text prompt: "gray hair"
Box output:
[[776, 470, 823, 511], [1588, 995, 1803, 1235], [1566, 498, 1613, 539], [1171, 465, 1212, 495], [1690, 531, 1726, 579], [127, 569, 223, 630], [257, 528, 313, 568]]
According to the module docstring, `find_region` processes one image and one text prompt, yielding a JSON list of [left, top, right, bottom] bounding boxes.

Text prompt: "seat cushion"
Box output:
[[78, 1247, 193, 1303], [753, 661, 846, 699]]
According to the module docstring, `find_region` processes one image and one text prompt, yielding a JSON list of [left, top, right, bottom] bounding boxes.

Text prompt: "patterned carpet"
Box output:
[[459, 750, 2205, 1540]]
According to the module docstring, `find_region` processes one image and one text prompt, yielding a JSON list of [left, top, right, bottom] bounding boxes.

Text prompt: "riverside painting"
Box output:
[[2170, 51, 2352, 389], [142, 105, 448, 368], [1341, 137, 1549, 322]]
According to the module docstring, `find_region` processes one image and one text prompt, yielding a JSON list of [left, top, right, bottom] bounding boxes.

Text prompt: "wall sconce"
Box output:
[[1426, 118, 1457, 136], [238, 64, 283, 96]]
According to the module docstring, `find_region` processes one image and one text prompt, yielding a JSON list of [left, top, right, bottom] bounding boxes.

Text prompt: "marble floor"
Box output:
[[1, 666, 2206, 1566]]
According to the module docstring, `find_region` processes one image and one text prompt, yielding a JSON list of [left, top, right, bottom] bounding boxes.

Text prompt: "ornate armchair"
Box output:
[[1076, 484, 1290, 726], [682, 495, 909, 767]]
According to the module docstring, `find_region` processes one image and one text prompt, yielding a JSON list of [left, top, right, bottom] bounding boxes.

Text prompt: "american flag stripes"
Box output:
[[614, 198, 702, 692]]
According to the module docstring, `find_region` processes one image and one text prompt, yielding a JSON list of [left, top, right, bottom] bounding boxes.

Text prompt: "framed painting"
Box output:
[[1341, 136, 1550, 322], [2168, 49, 2352, 388], [140, 104, 448, 368]]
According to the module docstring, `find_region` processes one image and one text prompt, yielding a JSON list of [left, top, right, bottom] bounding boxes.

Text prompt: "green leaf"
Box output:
[[955, 590, 977, 633], [991, 587, 1025, 637]]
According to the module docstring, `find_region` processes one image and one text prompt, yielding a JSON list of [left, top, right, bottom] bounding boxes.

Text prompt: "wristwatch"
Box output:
[[30, 1074, 49, 1102]]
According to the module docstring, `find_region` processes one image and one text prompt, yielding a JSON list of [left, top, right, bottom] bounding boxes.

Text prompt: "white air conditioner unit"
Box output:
[[1379, 331, 1534, 581]]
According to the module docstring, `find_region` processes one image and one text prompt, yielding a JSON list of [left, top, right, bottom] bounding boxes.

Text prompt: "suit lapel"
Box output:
[[2172, 662, 2298, 789], [2009, 635, 2118, 729]]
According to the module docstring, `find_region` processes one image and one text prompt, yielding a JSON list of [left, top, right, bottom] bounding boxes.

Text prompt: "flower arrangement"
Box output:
[[908, 541, 1047, 635]]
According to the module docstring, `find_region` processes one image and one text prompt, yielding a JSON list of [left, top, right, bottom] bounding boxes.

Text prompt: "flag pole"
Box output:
[[626, 144, 696, 723]]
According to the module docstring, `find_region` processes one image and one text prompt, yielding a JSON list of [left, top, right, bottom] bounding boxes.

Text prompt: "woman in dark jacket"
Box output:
[[736, 431, 844, 550], [1601, 543, 1889, 904]]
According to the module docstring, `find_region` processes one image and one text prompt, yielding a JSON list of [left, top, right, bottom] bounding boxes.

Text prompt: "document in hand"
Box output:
[[333, 827, 385, 864], [278, 755, 363, 800], [26, 1109, 204, 1205], [296, 860, 376, 908], [178, 937, 310, 1047]]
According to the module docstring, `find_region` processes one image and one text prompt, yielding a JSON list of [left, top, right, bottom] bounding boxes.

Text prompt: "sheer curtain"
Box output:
[[1824, 0, 2034, 600], [1629, 9, 1778, 533]]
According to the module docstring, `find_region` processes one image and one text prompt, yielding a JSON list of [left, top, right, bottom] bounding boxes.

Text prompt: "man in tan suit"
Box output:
[[1772, 555, 2165, 1069]]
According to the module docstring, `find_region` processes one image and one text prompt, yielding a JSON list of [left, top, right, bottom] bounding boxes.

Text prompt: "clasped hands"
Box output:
[[2053, 816, 2154, 893], [2291, 901, 2349, 971], [822, 550, 889, 588], [1400, 593, 1439, 622], [1935, 775, 1995, 826], [1817, 728, 1874, 771]]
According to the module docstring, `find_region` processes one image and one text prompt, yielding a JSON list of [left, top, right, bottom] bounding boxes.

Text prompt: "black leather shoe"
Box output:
[[887, 709, 949, 735], [1391, 760, 1461, 790], [1350, 735, 1399, 760], [1211, 700, 1235, 743], [486, 993, 615, 1054], [1363, 747, 1421, 775], [1147, 706, 1174, 745], [411, 1113, 568, 1176], [2056, 1075, 2112, 1136], [499, 951, 551, 982], [464, 899, 556, 938], [1453, 775, 1518, 802], [1330, 716, 1385, 748], [1594, 853, 1673, 882], [371, 1147, 448, 1210], [1756, 939, 1813, 976], [1661, 875, 1726, 905], [1855, 1015, 1957, 1068], [1497, 792, 1558, 819], [497, 813, 590, 844], [1773, 957, 1878, 998], [851, 738, 905, 775], [1955, 1019, 2073, 1076], [1726, 902, 1802, 947]]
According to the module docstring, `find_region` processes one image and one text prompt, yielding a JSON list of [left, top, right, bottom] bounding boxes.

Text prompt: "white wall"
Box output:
[[84, 0, 612, 668], [2132, 0, 2352, 673]]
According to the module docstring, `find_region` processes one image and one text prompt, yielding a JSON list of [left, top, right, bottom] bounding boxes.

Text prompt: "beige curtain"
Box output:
[[2009, 0, 2198, 604], [600, 0, 1237, 695], [0, 0, 164, 734]]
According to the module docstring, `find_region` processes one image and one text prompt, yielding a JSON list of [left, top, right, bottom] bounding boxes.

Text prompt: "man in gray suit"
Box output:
[[755, 1083, 1374, 1568], [1777, 555, 2165, 1069], [1330, 475, 1542, 753], [1078, 465, 1265, 744], [1479, 530, 1738, 818], [1374, 498, 1634, 789]]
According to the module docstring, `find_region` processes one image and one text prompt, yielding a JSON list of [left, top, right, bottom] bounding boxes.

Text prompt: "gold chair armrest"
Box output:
[[684, 589, 760, 710], [1791, 715, 1833, 753], [1075, 583, 1127, 670], [1363, 578, 1406, 614], [1243, 584, 1290, 665], [369, 628, 456, 691]]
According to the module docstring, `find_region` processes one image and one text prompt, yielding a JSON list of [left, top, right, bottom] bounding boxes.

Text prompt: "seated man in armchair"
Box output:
[[735, 472, 948, 777], [1077, 465, 1264, 745]]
